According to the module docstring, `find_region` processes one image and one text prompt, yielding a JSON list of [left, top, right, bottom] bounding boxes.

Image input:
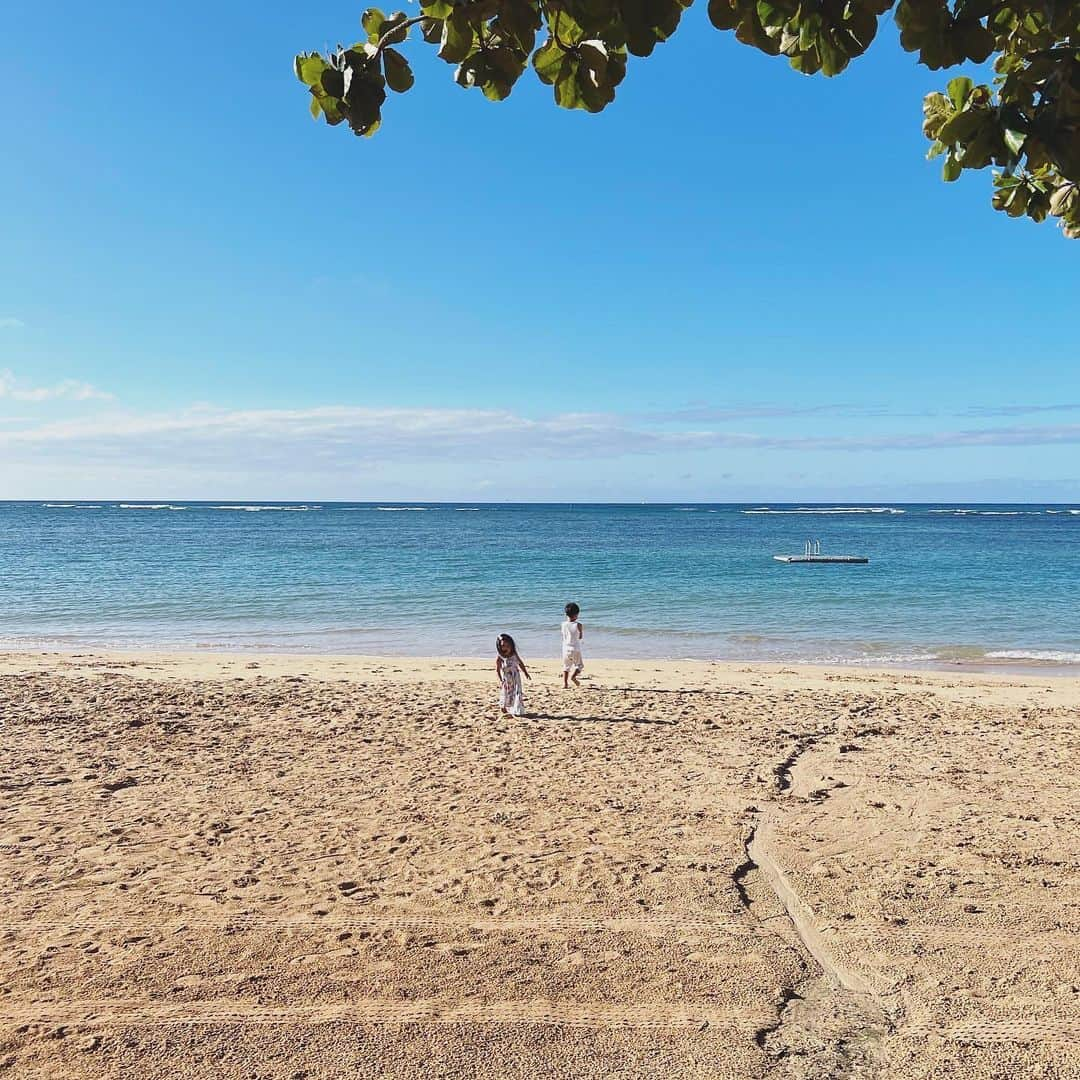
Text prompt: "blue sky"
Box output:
[[2, 2, 1078, 501]]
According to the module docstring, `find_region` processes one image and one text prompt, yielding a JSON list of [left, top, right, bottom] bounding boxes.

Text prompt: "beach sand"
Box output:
[[1, 652, 1077, 1078]]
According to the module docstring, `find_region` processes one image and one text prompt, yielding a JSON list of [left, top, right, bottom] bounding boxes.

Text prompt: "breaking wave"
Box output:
[[743, 506, 905, 515], [928, 509, 1042, 516], [118, 504, 186, 510]]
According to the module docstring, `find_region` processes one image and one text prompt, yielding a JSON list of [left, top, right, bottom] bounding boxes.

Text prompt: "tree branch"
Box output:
[[373, 16, 427, 58]]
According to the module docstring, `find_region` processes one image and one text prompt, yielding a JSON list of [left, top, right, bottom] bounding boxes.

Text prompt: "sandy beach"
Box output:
[[1, 651, 1077, 1078]]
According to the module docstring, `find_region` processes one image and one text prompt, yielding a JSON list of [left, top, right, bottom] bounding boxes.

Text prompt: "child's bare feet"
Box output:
[[571, 673, 581, 687]]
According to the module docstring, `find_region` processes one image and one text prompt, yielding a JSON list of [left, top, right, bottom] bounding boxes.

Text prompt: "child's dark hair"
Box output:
[[565, 602, 580, 619], [496, 633, 517, 656]]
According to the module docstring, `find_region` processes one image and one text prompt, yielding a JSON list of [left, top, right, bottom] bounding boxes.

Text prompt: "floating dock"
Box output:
[[774, 539, 869, 564], [774, 553, 869, 563]]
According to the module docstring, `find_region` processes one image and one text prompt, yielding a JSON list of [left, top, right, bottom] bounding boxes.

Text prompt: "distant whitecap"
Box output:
[[742, 506, 904, 515]]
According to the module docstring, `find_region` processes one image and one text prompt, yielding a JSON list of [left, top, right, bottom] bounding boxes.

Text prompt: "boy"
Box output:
[[561, 602, 584, 688]]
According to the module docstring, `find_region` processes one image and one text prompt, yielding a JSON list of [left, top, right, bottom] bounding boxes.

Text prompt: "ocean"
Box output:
[[2, 502, 1078, 671]]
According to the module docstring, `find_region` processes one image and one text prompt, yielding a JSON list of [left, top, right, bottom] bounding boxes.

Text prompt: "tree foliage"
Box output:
[[295, 1, 1080, 237]]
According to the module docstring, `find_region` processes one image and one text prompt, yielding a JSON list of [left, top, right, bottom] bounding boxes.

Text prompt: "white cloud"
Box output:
[[2, 403, 1080, 476], [0, 369, 113, 403], [964, 402, 1080, 417], [0, 317, 25, 330], [645, 403, 936, 422]]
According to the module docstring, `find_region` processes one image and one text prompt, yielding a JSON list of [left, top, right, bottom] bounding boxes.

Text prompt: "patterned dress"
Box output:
[[498, 654, 524, 716]]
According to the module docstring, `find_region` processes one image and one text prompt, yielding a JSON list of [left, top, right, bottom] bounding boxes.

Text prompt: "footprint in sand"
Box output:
[[291, 946, 357, 966]]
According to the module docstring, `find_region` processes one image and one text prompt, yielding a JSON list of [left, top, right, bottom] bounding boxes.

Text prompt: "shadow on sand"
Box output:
[[582, 686, 735, 696], [526, 712, 676, 726]]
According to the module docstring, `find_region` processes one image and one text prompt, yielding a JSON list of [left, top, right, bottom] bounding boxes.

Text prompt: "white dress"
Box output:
[[561, 619, 583, 674], [499, 654, 524, 716]]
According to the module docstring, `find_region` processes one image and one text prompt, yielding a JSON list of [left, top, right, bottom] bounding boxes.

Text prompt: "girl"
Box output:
[[561, 602, 584, 688], [495, 633, 530, 717]]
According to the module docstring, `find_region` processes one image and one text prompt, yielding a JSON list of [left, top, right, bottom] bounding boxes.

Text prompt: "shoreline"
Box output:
[[1, 646, 1079, 682], [2, 650, 1077, 707]]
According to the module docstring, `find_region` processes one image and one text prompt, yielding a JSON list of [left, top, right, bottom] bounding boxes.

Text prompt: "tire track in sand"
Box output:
[[0, 999, 769, 1031]]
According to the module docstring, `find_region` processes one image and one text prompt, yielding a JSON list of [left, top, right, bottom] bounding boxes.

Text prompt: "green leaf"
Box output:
[[937, 109, 983, 144], [421, 0, 453, 17], [309, 94, 323, 119], [383, 47, 415, 92], [790, 50, 822, 75], [818, 31, 847, 76], [575, 40, 625, 111], [942, 155, 962, 182], [736, 6, 780, 55], [922, 91, 950, 138], [707, 0, 740, 30], [480, 78, 511, 101], [577, 40, 609, 85], [623, 0, 661, 56], [533, 38, 570, 85], [649, 0, 690, 43], [294, 54, 328, 87], [439, 13, 475, 63], [947, 76, 973, 111], [1004, 184, 1029, 216], [454, 42, 526, 101], [956, 21, 994, 64], [484, 47, 528, 99], [844, 8, 878, 54], [312, 88, 345, 125], [1027, 193, 1048, 223], [1003, 128, 1026, 157], [498, 0, 540, 52], [380, 12, 412, 46], [321, 68, 346, 99], [555, 65, 586, 109], [1050, 184, 1078, 218], [362, 7, 387, 42], [955, 0, 993, 20], [756, 1, 787, 29]]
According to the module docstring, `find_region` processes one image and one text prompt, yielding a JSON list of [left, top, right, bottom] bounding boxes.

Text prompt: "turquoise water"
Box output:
[[2, 502, 1078, 669]]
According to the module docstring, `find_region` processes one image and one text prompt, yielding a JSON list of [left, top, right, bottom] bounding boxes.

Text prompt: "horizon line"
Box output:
[[5, 499, 1079, 507]]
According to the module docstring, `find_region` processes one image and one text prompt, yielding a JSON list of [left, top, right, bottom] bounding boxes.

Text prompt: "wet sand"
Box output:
[[1, 652, 1077, 1078]]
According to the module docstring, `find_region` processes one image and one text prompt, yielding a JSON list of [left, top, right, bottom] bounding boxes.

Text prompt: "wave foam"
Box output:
[[376, 507, 428, 511], [985, 650, 1080, 663], [928, 509, 1041, 516], [820, 652, 941, 666], [743, 506, 904, 515], [213, 505, 318, 512], [118, 503, 186, 510]]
